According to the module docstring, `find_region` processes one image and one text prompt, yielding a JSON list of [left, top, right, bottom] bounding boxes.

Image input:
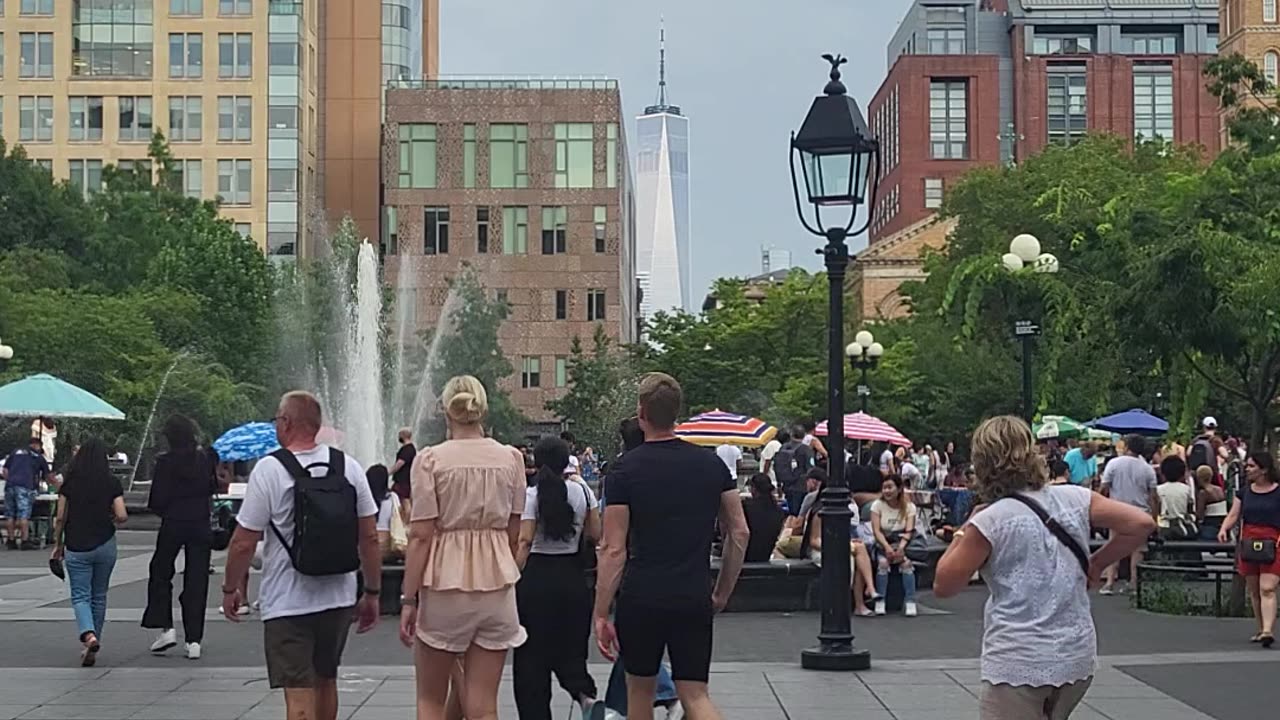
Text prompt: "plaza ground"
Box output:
[[0, 529, 1273, 719]]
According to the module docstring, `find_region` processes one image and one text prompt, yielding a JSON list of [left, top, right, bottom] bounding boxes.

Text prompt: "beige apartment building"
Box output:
[[382, 79, 637, 425], [0, 0, 437, 258]]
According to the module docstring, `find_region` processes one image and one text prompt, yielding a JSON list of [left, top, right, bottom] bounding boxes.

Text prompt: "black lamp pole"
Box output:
[[790, 54, 878, 672]]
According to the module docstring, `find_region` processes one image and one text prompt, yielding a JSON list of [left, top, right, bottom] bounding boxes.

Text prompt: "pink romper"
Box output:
[[410, 438, 528, 652]]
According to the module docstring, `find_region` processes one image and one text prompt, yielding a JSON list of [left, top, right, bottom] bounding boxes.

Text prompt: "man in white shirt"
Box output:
[[760, 437, 782, 484], [222, 391, 381, 720], [715, 443, 743, 482]]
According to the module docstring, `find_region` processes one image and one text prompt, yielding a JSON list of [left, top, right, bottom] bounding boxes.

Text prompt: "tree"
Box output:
[[546, 325, 639, 456]]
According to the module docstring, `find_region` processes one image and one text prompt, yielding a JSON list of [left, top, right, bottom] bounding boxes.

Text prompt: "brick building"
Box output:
[[1219, 0, 1280, 144], [381, 79, 636, 425]]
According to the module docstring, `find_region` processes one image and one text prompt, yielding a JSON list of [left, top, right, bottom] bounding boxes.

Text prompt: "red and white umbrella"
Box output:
[[814, 412, 911, 447]]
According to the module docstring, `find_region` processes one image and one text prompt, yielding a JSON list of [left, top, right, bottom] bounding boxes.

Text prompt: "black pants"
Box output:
[[513, 553, 596, 719], [141, 522, 212, 643]]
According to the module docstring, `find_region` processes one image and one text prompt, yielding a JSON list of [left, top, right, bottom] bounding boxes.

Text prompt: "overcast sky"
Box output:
[[440, 0, 912, 305]]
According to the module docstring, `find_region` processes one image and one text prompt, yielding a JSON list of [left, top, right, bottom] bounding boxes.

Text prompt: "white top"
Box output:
[[899, 461, 923, 487], [969, 485, 1096, 687], [879, 449, 894, 473], [522, 478, 596, 555], [237, 445, 378, 622], [1156, 483, 1193, 525], [870, 498, 915, 533], [760, 439, 782, 482], [715, 444, 743, 480], [376, 493, 402, 532]]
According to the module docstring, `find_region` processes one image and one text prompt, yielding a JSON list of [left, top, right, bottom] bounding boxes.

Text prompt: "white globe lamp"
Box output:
[[1010, 233, 1041, 263]]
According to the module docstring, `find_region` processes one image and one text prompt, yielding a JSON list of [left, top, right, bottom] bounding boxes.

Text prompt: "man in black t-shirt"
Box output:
[[388, 428, 416, 505], [594, 373, 749, 719]]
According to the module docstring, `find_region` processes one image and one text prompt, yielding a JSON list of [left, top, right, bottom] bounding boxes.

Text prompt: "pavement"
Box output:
[[0, 527, 1274, 719]]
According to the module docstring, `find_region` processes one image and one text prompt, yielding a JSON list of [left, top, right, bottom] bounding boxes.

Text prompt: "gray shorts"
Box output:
[[263, 606, 353, 689], [979, 677, 1092, 720]]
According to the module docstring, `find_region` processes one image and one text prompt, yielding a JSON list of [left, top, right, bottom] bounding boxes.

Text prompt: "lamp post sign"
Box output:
[[1013, 320, 1041, 337]]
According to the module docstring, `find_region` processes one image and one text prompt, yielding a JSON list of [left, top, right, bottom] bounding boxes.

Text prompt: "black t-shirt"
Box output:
[[61, 474, 123, 552], [605, 439, 735, 608], [1238, 483, 1280, 530], [741, 495, 785, 563], [147, 449, 216, 527], [393, 443, 416, 493], [846, 462, 883, 495]]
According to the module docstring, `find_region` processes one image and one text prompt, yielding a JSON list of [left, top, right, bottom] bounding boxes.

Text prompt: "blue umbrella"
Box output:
[[0, 373, 125, 420], [212, 421, 280, 462], [1088, 408, 1169, 436]]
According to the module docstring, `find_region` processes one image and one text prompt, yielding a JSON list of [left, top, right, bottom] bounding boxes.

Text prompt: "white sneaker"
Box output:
[[185, 642, 201, 660], [904, 601, 918, 617], [150, 629, 177, 654], [237, 604, 251, 616], [874, 599, 887, 616]]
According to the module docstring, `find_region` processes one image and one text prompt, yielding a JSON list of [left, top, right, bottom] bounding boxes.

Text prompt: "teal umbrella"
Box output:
[[0, 373, 125, 420], [1033, 415, 1087, 440]]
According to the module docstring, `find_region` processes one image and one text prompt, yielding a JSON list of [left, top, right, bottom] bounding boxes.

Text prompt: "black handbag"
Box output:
[[1240, 537, 1277, 565]]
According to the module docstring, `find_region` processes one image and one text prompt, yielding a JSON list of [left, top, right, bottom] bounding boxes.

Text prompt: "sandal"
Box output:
[[855, 608, 876, 617], [1251, 633, 1264, 643], [1261, 634, 1275, 649]]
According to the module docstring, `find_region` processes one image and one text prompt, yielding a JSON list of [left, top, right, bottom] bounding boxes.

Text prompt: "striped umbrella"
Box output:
[[814, 412, 911, 447], [675, 410, 778, 448]]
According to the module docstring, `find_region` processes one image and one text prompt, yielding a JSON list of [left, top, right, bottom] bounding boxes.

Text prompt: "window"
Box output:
[[496, 289, 509, 306], [169, 33, 203, 79], [554, 290, 567, 320], [1, 33, 5, 77], [1133, 66, 1174, 141], [268, 168, 297, 193], [1047, 69, 1088, 145], [19, 96, 53, 142], [541, 206, 567, 254], [1032, 34, 1093, 55], [19, 33, 53, 78], [521, 357, 541, 389], [502, 207, 528, 254], [489, 124, 528, 188], [1125, 34, 1178, 55], [462, 124, 476, 188], [929, 80, 968, 159], [217, 159, 252, 205], [268, 233, 295, 257], [594, 206, 607, 253], [117, 159, 152, 177], [397, 124, 437, 188], [382, 3, 411, 28], [1266, 52, 1279, 85], [170, 0, 202, 16], [381, 207, 397, 255], [1206, 25, 1219, 54], [220, 0, 252, 16], [424, 208, 449, 254], [587, 290, 606, 321], [218, 96, 252, 141], [476, 207, 490, 253], [119, 97, 153, 142], [173, 159, 202, 198], [20, 0, 54, 15], [68, 97, 104, 141], [218, 33, 253, 78], [555, 357, 568, 388], [268, 105, 299, 131], [168, 96, 202, 142], [555, 123, 595, 188], [269, 42, 299, 74], [33, 159, 53, 173], [1268, 0, 1278, 23], [72, 1, 153, 77], [606, 123, 618, 188], [235, 223, 251, 239], [927, 27, 966, 54], [68, 160, 104, 197], [924, 178, 943, 209]]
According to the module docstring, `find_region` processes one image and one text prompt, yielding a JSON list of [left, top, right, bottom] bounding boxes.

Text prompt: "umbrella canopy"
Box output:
[[814, 412, 911, 447], [1088, 408, 1169, 436], [0, 373, 125, 420], [212, 422, 280, 462], [675, 410, 777, 448], [1034, 415, 1088, 440]]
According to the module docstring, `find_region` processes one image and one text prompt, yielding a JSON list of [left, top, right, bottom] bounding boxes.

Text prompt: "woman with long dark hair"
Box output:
[[51, 437, 127, 666], [141, 415, 218, 660], [1219, 451, 1280, 647], [512, 435, 604, 719], [742, 473, 785, 563]]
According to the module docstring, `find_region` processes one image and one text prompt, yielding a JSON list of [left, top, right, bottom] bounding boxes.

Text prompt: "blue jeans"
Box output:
[[605, 657, 678, 714], [65, 536, 117, 641]]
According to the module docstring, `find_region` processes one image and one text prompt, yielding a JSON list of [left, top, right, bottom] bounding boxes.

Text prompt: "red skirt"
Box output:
[[1237, 523, 1280, 577]]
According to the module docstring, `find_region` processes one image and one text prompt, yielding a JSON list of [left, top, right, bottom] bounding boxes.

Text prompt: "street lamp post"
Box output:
[[790, 54, 879, 672], [0, 337, 13, 367], [847, 330, 884, 415], [1001, 234, 1058, 422]]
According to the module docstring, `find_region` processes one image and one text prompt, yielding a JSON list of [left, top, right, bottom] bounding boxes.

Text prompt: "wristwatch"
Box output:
[[362, 586, 381, 597], [400, 594, 419, 608], [221, 586, 238, 595]]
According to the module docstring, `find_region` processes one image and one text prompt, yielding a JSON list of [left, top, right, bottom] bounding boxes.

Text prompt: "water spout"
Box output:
[[129, 350, 188, 491]]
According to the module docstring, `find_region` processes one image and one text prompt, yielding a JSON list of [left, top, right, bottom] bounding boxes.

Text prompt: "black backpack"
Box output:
[[1187, 437, 1214, 473], [774, 441, 805, 491], [269, 448, 361, 576]]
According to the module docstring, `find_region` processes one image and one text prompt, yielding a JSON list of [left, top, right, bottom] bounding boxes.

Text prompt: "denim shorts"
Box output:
[[4, 486, 35, 521]]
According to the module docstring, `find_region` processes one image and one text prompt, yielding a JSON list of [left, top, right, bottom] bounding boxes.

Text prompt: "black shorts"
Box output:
[[263, 606, 353, 689], [615, 597, 713, 683]]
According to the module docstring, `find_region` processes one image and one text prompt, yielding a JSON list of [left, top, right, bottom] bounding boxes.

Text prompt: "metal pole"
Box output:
[[1021, 333, 1034, 422], [801, 227, 870, 671], [859, 364, 870, 415]]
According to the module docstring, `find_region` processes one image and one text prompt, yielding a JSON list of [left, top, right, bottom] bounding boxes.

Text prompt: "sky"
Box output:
[[440, 0, 912, 307]]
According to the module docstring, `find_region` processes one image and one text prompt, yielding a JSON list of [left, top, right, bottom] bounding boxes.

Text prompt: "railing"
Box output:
[[387, 76, 617, 91]]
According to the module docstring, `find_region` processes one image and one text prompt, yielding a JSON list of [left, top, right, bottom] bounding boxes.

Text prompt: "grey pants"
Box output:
[[980, 677, 1093, 720]]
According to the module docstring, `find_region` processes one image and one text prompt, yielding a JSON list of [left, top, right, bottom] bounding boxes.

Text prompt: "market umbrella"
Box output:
[[0, 373, 125, 420], [1033, 415, 1088, 440], [212, 422, 279, 462], [814, 412, 911, 447], [675, 410, 777, 448], [1088, 408, 1169, 436]]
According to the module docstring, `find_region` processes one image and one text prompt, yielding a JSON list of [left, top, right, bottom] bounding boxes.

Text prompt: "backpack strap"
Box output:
[[1004, 493, 1091, 578], [267, 448, 312, 554], [325, 448, 345, 480]]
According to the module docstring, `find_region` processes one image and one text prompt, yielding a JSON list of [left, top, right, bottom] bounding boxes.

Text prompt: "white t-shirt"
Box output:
[[969, 486, 1096, 687], [522, 479, 597, 555], [899, 461, 923, 488], [870, 498, 916, 533], [760, 439, 782, 482], [715, 444, 743, 480], [376, 493, 401, 532], [1156, 482, 1193, 525], [237, 445, 378, 621], [879, 449, 894, 473]]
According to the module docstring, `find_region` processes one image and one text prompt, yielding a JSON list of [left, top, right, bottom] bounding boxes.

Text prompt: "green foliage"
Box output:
[[545, 325, 639, 456]]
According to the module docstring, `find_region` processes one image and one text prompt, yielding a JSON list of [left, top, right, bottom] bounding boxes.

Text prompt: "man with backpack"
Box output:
[[775, 426, 814, 516], [1187, 417, 1218, 476], [222, 391, 381, 720]]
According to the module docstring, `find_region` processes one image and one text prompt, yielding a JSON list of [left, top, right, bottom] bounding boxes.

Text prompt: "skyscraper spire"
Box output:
[[658, 17, 667, 108]]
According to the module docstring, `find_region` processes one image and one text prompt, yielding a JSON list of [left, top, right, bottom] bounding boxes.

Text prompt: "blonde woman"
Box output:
[[935, 416, 1154, 720], [399, 376, 527, 720]]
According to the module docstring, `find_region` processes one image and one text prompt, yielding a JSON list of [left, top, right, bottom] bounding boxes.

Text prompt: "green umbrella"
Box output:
[[0, 373, 125, 420], [1034, 415, 1087, 440]]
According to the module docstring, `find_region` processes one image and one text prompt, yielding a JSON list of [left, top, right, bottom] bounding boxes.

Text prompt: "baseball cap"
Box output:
[[1202, 416, 1218, 429], [566, 455, 580, 474]]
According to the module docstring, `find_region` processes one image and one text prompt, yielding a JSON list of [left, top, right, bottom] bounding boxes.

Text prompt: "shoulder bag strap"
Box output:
[[1005, 494, 1091, 578]]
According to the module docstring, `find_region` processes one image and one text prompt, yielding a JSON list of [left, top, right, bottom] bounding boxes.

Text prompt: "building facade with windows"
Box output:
[[1218, 0, 1280, 144], [381, 79, 636, 423]]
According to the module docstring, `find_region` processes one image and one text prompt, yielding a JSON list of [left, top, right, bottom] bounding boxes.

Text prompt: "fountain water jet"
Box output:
[[129, 350, 189, 491], [338, 242, 385, 468]]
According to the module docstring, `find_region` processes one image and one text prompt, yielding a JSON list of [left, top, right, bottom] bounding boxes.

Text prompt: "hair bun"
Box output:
[[441, 375, 489, 425]]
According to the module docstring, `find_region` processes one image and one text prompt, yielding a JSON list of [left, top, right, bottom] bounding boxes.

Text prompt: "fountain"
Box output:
[[337, 242, 386, 468], [129, 350, 189, 491]]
